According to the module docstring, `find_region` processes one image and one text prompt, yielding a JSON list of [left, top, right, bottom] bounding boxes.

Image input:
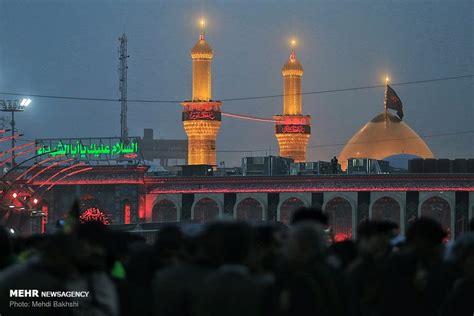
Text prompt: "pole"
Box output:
[[11, 110, 15, 168], [119, 34, 129, 144]]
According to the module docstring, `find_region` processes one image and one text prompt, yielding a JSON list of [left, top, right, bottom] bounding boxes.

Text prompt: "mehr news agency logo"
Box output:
[[8, 289, 90, 308]]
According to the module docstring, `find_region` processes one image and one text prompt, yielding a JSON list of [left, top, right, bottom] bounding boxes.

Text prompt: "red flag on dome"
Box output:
[[386, 85, 404, 120]]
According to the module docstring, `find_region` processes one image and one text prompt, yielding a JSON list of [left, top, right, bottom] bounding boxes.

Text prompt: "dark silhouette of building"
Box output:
[[139, 129, 187, 167]]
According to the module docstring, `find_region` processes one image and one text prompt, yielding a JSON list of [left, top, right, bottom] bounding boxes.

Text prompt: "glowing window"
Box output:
[[421, 196, 451, 239], [236, 198, 263, 221], [280, 197, 305, 225], [152, 199, 178, 223], [372, 196, 401, 226], [325, 197, 352, 241], [193, 198, 219, 223]]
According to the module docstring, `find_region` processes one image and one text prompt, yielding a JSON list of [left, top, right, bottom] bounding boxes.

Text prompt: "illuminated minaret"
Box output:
[[274, 40, 311, 162], [182, 19, 222, 165]]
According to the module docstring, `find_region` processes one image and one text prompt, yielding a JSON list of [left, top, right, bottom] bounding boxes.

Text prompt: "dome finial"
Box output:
[[191, 18, 213, 59], [282, 38, 303, 76], [199, 18, 206, 40], [290, 39, 297, 60]]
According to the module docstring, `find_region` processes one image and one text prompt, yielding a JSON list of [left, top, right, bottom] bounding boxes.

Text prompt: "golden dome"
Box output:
[[338, 112, 434, 170], [191, 33, 213, 59], [282, 50, 303, 76]]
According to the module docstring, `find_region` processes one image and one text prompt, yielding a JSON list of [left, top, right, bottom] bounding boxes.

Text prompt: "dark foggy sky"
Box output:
[[0, 0, 472, 166]]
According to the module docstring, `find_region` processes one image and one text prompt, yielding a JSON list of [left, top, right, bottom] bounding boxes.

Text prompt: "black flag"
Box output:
[[386, 85, 403, 120]]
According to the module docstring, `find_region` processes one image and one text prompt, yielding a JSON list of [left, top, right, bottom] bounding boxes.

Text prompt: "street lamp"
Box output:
[[0, 98, 31, 167]]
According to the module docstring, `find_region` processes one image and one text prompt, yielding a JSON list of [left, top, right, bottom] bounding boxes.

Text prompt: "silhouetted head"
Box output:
[[358, 220, 398, 239], [406, 217, 446, 245], [155, 225, 184, 252], [250, 224, 283, 272], [154, 224, 184, 268], [291, 207, 328, 226], [41, 233, 82, 276], [328, 240, 357, 270], [450, 233, 474, 279], [75, 221, 110, 272], [406, 217, 447, 263], [215, 221, 252, 266], [254, 224, 278, 249], [126, 243, 155, 285], [287, 222, 327, 267], [357, 220, 398, 258]]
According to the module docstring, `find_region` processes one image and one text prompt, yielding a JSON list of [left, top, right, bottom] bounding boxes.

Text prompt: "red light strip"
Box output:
[[0, 142, 35, 157], [26, 158, 74, 184], [38, 162, 86, 187], [148, 186, 473, 194], [221, 112, 276, 123], [0, 146, 43, 167], [144, 174, 474, 184], [37, 178, 144, 185], [15, 155, 64, 181], [46, 167, 93, 191], [0, 134, 22, 145]]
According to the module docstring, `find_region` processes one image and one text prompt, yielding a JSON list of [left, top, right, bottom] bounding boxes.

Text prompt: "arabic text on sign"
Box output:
[[189, 111, 216, 120], [282, 125, 306, 133], [79, 207, 111, 225], [37, 141, 139, 158]]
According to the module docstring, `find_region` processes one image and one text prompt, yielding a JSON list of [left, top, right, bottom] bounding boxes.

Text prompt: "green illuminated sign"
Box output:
[[37, 140, 138, 158]]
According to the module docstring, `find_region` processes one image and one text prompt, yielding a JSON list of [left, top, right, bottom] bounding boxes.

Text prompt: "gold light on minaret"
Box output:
[[274, 39, 311, 162], [192, 19, 212, 101], [181, 18, 222, 165]]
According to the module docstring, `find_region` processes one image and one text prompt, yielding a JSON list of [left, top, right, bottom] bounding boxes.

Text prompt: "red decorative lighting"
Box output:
[[27, 158, 74, 184], [149, 186, 473, 194], [275, 115, 311, 125], [281, 125, 306, 133], [15, 155, 64, 181], [0, 146, 43, 167], [41, 203, 49, 234], [334, 233, 351, 242], [38, 162, 86, 187], [182, 101, 221, 112], [46, 167, 93, 191], [124, 201, 131, 224], [123, 153, 138, 159], [79, 207, 111, 225]]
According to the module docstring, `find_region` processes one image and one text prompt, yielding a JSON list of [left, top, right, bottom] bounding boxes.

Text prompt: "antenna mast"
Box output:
[[118, 33, 129, 142]]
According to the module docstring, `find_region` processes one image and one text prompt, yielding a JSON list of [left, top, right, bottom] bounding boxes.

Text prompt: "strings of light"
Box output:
[[221, 112, 275, 123], [0, 74, 471, 104]]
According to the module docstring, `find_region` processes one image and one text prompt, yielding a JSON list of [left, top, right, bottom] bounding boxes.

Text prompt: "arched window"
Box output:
[[421, 196, 451, 238], [325, 197, 353, 241], [193, 198, 219, 223], [152, 199, 178, 223], [123, 200, 131, 224], [236, 198, 263, 221], [372, 196, 401, 226], [279, 197, 305, 225]]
